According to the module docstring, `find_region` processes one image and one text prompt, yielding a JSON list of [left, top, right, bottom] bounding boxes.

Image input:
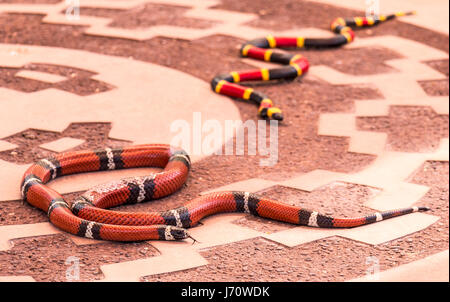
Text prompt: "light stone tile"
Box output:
[[15, 70, 67, 84], [39, 137, 85, 153]]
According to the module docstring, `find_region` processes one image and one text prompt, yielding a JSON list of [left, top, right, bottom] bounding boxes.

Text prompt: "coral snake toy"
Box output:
[[211, 11, 415, 121], [22, 144, 429, 242]]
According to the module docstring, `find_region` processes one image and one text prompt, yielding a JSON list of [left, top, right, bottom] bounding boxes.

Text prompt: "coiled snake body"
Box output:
[[22, 145, 429, 242], [211, 11, 415, 121]]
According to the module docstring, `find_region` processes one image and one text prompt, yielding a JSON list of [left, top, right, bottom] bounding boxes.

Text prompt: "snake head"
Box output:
[[166, 226, 189, 240], [165, 226, 200, 244]]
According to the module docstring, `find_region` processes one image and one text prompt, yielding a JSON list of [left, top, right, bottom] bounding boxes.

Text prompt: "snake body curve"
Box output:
[[22, 145, 429, 242], [211, 11, 415, 121]]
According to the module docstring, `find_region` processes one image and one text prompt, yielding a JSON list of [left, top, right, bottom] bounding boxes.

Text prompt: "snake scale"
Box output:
[[22, 145, 429, 241], [211, 11, 415, 121]]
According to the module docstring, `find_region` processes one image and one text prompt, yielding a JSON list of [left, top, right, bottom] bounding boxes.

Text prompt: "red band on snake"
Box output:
[[211, 11, 415, 121], [22, 144, 429, 242]]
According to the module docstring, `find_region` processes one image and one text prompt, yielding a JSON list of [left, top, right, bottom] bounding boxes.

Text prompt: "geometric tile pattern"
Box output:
[[356, 106, 448, 153], [2, 132, 440, 279], [123, 32, 446, 281], [1, 0, 446, 40], [0, 0, 332, 41], [0, 42, 241, 202], [0, 0, 448, 282], [0, 43, 240, 145], [0, 63, 113, 95], [0, 123, 123, 165], [314, 37, 448, 156]]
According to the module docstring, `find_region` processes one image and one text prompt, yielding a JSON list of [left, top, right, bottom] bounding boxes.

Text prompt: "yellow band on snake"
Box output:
[[214, 80, 226, 93], [241, 44, 252, 56], [264, 50, 273, 62], [267, 107, 282, 118], [266, 35, 277, 48], [290, 63, 303, 76], [230, 71, 240, 83], [261, 69, 270, 81]]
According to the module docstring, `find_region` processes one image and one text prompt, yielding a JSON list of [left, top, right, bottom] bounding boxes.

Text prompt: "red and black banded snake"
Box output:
[[21, 144, 429, 242], [211, 11, 415, 121]]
